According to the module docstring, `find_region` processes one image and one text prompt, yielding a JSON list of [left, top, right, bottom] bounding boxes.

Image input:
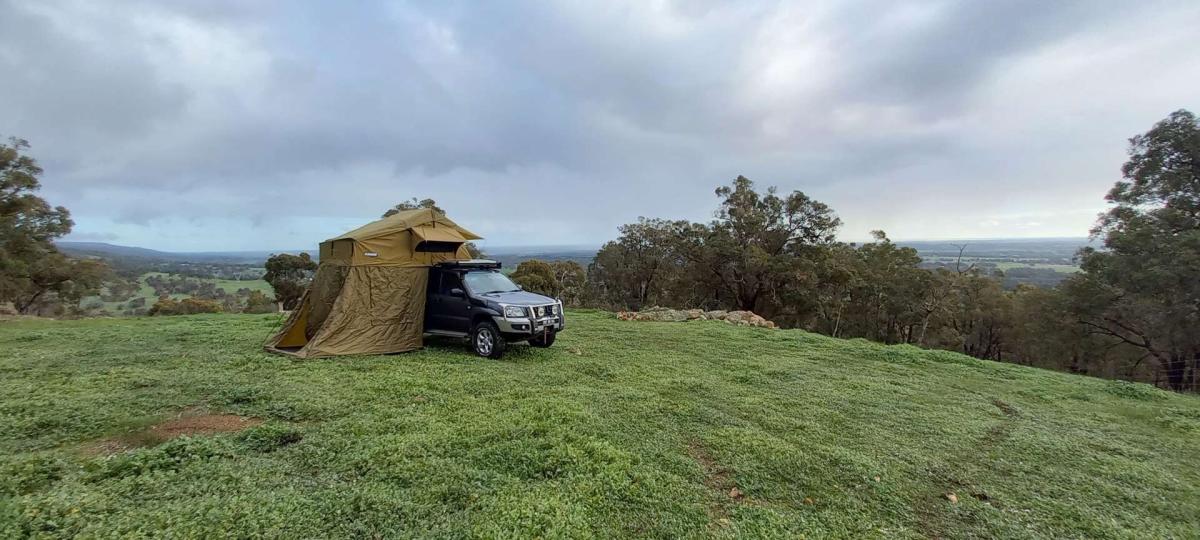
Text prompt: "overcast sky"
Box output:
[[3, 0, 1198, 251]]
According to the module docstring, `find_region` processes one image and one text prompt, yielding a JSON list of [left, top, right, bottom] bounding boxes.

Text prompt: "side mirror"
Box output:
[[449, 288, 465, 297]]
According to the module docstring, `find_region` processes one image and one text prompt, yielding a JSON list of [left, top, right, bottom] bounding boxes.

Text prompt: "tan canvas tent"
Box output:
[[265, 208, 481, 358]]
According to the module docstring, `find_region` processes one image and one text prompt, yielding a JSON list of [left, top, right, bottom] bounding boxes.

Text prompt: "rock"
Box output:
[[724, 311, 754, 325], [633, 308, 687, 322], [723, 310, 776, 328], [617, 307, 777, 328], [662, 310, 689, 322]]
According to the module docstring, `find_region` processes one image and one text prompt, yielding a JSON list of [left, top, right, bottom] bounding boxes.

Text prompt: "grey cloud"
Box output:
[[0, 2, 191, 144], [1, 0, 1197, 249]]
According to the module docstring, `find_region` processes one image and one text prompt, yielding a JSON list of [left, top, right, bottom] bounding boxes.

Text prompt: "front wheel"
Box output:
[[471, 320, 506, 359], [529, 331, 556, 348]]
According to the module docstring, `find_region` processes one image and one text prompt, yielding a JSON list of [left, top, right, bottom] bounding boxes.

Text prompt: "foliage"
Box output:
[[11, 252, 109, 315], [1064, 109, 1200, 390], [382, 197, 443, 218], [510, 260, 586, 304], [587, 218, 689, 310], [148, 296, 223, 316], [548, 260, 586, 305], [689, 175, 841, 312], [241, 290, 277, 314], [509, 259, 558, 296], [0, 137, 108, 314], [0, 312, 1197, 537], [263, 253, 317, 310]]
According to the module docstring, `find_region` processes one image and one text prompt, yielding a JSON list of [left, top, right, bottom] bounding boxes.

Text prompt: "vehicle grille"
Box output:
[[532, 304, 557, 318]]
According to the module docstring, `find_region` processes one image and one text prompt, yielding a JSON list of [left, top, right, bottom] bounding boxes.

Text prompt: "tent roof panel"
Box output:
[[329, 208, 482, 242], [412, 225, 467, 243]]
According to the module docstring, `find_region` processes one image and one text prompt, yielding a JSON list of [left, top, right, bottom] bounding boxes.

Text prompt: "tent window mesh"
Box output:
[[416, 241, 461, 253]]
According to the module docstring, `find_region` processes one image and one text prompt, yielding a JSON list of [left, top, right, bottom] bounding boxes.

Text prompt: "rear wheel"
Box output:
[[471, 320, 506, 359], [529, 331, 556, 348]]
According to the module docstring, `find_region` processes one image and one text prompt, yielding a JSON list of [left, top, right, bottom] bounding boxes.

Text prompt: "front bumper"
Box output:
[[494, 314, 564, 335]]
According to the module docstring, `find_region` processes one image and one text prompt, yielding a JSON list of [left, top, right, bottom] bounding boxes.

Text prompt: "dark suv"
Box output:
[[425, 259, 564, 358]]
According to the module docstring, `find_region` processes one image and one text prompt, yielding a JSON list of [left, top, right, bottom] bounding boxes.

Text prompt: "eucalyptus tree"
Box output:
[[1067, 110, 1200, 390]]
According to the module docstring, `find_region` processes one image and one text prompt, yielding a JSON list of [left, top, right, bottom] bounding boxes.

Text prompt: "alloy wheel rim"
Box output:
[[477, 329, 493, 355]]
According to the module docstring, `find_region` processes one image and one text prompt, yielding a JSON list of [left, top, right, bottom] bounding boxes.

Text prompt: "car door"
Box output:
[[426, 269, 470, 333], [438, 271, 472, 333], [425, 269, 446, 330]]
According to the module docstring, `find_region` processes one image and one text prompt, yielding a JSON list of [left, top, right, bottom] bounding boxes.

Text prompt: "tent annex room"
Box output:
[[265, 208, 481, 358]]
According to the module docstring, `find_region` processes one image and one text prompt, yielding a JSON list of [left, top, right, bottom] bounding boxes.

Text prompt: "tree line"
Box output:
[[509, 111, 1200, 392]]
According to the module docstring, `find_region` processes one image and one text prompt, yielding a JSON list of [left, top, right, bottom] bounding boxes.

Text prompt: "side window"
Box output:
[[441, 272, 463, 294]]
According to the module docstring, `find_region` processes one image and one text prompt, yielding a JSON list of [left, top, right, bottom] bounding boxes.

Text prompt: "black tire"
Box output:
[[529, 331, 556, 348], [470, 320, 506, 359]]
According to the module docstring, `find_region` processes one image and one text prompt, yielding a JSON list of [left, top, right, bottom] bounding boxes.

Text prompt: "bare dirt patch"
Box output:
[[991, 398, 1021, 418], [148, 412, 262, 439], [82, 407, 262, 456], [686, 440, 744, 527]]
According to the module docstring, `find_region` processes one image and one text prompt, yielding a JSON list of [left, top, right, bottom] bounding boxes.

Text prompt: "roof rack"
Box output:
[[435, 259, 501, 269]]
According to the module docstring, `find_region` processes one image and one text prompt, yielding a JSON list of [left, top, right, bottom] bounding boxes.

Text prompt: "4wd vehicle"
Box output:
[[424, 259, 564, 358]]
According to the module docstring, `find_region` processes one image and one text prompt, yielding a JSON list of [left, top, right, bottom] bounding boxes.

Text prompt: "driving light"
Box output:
[[503, 305, 526, 318]]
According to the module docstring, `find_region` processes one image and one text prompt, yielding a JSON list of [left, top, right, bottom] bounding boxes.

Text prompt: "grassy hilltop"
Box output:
[[1, 312, 1198, 538]]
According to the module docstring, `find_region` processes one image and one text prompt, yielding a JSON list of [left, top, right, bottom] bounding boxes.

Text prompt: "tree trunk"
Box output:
[[1164, 353, 1187, 391], [17, 289, 47, 314], [1190, 351, 1199, 392]]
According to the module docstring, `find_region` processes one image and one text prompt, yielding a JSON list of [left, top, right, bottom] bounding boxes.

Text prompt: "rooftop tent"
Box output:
[[265, 208, 481, 358]]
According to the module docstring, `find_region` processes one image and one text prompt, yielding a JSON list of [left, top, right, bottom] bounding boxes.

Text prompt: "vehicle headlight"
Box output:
[[503, 305, 527, 318]]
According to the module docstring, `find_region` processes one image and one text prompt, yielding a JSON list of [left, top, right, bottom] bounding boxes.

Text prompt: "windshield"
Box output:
[[464, 271, 520, 294]]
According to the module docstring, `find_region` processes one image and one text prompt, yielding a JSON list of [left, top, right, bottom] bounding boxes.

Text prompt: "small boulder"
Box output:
[[725, 311, 753, 325], [636, 309, 687, 322], [662, 309, 689, 322]]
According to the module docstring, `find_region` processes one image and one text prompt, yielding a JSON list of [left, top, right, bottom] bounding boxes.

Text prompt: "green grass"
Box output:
[[1, 312, 1197, 538]]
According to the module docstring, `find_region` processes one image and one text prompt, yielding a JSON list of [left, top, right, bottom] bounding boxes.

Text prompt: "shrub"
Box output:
[[242, 290, 277, 314], [148, 297, 223, 316]]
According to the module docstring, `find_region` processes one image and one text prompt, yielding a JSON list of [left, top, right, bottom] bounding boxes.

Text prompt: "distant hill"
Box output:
[[55, 242, 180, 260], [55, 241, 596, 268], [56, 242, 315, 264], [56, 238, 1092, 282]]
